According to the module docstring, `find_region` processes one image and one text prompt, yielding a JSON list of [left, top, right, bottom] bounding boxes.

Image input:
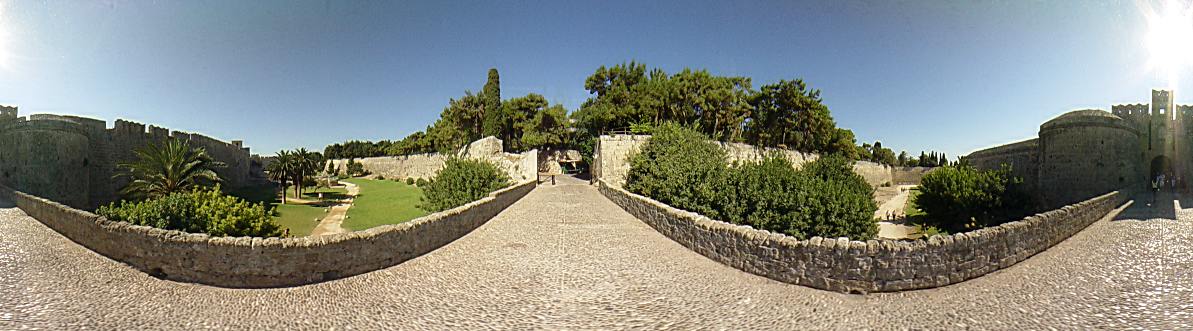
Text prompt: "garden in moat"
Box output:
[[89, 62, 1037, 243]]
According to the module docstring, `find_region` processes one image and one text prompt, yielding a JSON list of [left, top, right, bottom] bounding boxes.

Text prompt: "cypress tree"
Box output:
[[481, 68, 503, 139]]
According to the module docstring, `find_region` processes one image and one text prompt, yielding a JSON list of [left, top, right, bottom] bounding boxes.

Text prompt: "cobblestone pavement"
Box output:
[[1, 183, 1191, 329]]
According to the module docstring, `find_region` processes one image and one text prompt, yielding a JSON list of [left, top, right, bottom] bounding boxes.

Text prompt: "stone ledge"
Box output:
[[597, 179, 1123, 293], [0, 180, 537, 288]]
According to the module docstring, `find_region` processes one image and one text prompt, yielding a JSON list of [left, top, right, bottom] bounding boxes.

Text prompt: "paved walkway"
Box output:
[[1, 183, 1191, 329], [875, 185, 919, 239], [309, 182, 359, 236]]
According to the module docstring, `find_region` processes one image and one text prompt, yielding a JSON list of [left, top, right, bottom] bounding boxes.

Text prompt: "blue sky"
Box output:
[[0, 0, 1189, 158]]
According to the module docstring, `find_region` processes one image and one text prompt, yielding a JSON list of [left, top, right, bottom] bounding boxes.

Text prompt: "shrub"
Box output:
[[719, 154, 877, 240], [914, 165, 1032, 232], [406, 177, 415, 185], [419, 158, 511, 212], [625, 124, 878, 240], [97, 186, 281, 237], [376, 175, 385, 180], [624, 123, 728, 219], [416, 178, 428, 187]]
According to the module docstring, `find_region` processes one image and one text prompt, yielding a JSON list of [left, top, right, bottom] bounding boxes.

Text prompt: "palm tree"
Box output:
[[266, 150, 295, 204], [291, 148, 322, 198], [117, 139, 225, 200]]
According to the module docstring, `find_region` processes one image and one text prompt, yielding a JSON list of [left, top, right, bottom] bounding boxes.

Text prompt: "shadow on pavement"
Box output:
[[1114, 191, 1182, 221]]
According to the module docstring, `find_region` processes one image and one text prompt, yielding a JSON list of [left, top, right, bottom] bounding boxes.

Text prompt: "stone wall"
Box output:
[[599, 180, 1123, 293], [329, 136, 538, 182], [0, 111, 254, 210], [594, 134, 897, 188], [967, 110, 1145, 209], [1037, 113, 1142, 208], [891, 166, 936, 185], [968, 138, 1041, 194], [0, 180, 536, 288]]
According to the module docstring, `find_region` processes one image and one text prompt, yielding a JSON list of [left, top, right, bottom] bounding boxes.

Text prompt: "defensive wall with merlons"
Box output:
[[0, 107, 262, 210]]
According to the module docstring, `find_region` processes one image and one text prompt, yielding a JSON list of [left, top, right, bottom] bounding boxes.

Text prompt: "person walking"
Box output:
[[1152, 175, 1160, 205]]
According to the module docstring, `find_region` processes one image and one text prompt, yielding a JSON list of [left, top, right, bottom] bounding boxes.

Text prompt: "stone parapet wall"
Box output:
[[595, 134, 897, 188], [598, 180, 1123, 293], [0, 180, 536, 288], [330, 137, 537, 182]]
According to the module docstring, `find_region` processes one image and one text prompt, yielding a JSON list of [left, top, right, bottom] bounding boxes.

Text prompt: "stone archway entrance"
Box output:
[[1151, 155, 1173, 182]]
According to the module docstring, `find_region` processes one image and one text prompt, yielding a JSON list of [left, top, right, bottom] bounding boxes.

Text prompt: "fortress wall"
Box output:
[[0, 120, 94, 208], [1038, 121, 1142, 208], [967, 138, 1040, 194], [891, 166, 936, 185], [0, 111, 255, 209], [329, 136, 538, 182], [599, 180, 1123, 293], [0, 180, 536, 288], [595, 134, 896, 188]]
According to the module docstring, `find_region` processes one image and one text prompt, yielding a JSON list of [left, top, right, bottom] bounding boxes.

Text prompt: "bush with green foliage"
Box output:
[[914, 165, 1032, 232], [416, 178, 428, 187], [717, 155, 877, 240], [625, 124, 878, 240], [624, 123, 728, 219], [97, 186, 281, 237], [419, 159, 511, 212], [406, 178, 415, 185]]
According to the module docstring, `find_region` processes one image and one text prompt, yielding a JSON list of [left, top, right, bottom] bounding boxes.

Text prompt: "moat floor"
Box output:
[[1, 180, 1191, 329]]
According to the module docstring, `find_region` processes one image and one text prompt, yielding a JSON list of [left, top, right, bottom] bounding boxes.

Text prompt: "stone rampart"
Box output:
[[0, 180, 536, 288], [967, 138, 1041, 193], [891, 166, 935, 185], [0, 110, 254, 210], [598, 180, 1123, 293], [594, 134, 897, 188], [330, 136, 538, 182]]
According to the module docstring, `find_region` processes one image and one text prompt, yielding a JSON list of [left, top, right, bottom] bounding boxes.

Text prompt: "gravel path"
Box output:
[[1, 183, 1190, 329], [309, 182, 359, 237]]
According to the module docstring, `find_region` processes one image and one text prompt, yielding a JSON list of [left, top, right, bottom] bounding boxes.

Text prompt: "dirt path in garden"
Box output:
[[310, 182, 360, 236], [875, 185, 919, 239]]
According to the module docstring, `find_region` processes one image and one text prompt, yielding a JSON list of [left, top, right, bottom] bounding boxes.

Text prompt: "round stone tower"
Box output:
[[1038, 109, 1143, 208]]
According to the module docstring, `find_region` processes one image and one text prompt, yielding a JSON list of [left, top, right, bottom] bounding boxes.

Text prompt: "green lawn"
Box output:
[[904, 188, 925, 218], [272, 202, 326, 237], [341, 178, 427, 231], [284, 186, 348, 201], [227, 184, 330, 237]]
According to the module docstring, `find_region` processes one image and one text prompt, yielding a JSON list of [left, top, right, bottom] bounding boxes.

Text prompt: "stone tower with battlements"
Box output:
[[968, 89, 1192, 209]]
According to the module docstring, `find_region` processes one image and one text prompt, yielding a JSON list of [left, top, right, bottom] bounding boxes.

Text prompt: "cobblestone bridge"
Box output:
[[1, 177, 1191, 329]]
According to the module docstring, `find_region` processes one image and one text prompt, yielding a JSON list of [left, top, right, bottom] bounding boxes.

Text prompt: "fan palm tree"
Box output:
[[117, 139, 226, 200]]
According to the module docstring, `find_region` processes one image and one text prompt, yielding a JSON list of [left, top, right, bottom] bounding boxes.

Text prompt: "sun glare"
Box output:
[[1144, 0, 1193, 89]]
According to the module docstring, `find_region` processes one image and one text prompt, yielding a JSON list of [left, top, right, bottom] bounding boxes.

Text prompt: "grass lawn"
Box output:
[[272, 202, 326, 237], [227, 184, 330, 237], [284, 186, 349, 201], [341, 178, 427, 231], [904, 188, 925, 218]]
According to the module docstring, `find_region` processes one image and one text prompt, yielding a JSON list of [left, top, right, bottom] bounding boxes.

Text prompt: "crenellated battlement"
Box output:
[[0, 108, 256, 209], [0, 105, 17, 121]]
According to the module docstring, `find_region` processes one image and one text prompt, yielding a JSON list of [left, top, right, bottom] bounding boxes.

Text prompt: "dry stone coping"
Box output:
[[0, 180, 537, 288], [598, 179, 1125, 293]]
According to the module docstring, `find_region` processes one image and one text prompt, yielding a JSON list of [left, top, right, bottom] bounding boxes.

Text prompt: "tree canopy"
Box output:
[[570, 62, 856, 158], [322, 63, 944, 167]]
